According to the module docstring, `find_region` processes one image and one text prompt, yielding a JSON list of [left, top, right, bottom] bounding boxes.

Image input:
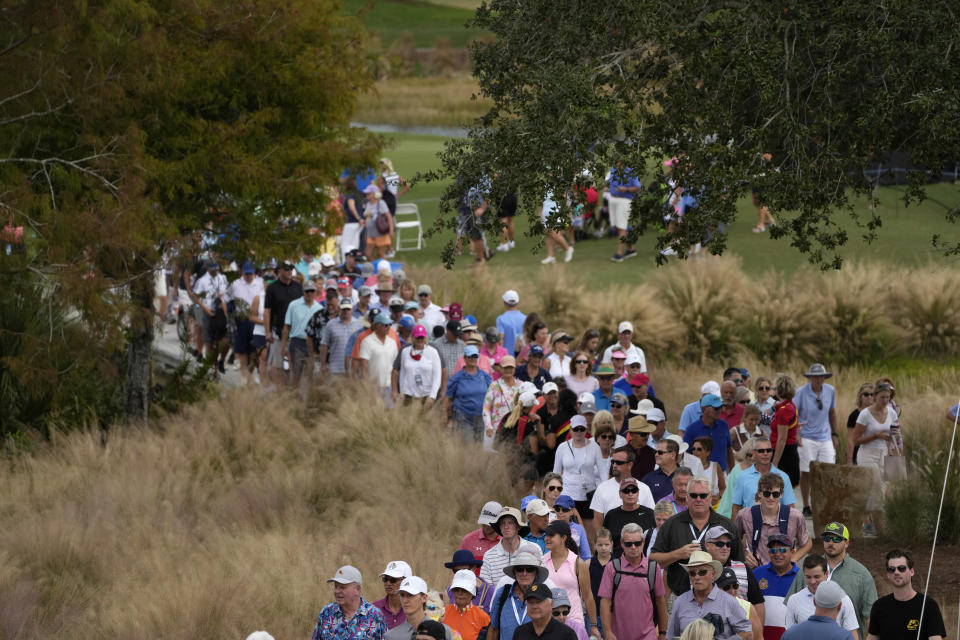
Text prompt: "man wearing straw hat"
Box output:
[[665, 550, 751, 639], [488, 551, 550, 640]]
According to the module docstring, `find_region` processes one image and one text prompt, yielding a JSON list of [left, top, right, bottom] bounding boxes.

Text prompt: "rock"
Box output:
[[809, 461, 876, 538]]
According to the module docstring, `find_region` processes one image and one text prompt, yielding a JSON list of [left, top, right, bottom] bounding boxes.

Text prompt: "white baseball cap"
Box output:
[[700, 380, 721, 396], [319, 253, 336, 267], [380, 560, 413, 580], [625, 352, 642, 366], [328, 565, 362, 585], [246, 632, 276, 640], [450, 569, 478, 596], [525, 498, 552, 517], [542, 381, 559, 394], [577, 392, 595, 405], [398, 575, 428, 596], [519, 381, 539, 396], [618, 321, 633, 333], [478, 501, 503, 526], [502, 290, 520, 305], [646, 408, 666, 422]]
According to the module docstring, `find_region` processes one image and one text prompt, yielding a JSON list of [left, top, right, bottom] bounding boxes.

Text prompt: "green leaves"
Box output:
[[434, 0, 960, 267]]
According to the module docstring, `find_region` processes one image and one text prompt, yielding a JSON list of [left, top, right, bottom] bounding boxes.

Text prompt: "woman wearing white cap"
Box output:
[[553, 415, 604, 520], [546, 331, 573, 378], [483, 355, 522, 450]]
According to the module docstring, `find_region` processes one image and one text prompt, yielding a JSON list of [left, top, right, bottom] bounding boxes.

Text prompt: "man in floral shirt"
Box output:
[[313, 565, 387, 640]]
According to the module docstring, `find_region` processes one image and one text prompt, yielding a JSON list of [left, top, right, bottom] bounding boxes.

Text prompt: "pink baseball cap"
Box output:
[[412, 324, 427, 338]]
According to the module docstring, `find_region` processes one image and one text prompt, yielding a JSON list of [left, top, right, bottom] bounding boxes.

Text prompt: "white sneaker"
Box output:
[[541, 256, 556, 264], [509, 240, 515, 249], [496, 243, 508, 252], [564, 246, 574, 262], [660, 247, 677, 256]]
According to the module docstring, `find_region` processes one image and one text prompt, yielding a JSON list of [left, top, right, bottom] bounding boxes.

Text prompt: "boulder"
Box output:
[[809, 461, 876, 537]]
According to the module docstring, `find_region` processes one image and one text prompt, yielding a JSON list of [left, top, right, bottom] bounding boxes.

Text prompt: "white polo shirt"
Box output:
[[785, 586, 860, 633]]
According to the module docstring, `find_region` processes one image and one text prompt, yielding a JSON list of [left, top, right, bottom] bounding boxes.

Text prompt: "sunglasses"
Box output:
[[887, 565, 909, 573], [610, 402, 623, 408], [552, 609, 571, 617], [687, 569, 710, 577], [514, 566, 538, 574], [597, 376, 614, 381], [572, 426, 587, 432], [761, 490, 782, 498], [815, 397, 823, 410], [758, 385, 771, 391], [611, 459, 630, 465], [691, 446, 703, 452], [382, 576, 402, 583], [622, 540, 644, 548], [620, 487, 639, 494], [768, 546, 789, 555], [754, 447, 774, 454], [708, 540, 732, 548], [862, 392, 874, 397], [688, 492, 710, 500], [822, 535, 845, 544], [598, 433, 615, 440], [546, 485, 563, 492], [738, 400, 751, 405], [555, 506, 572, 513], [418, 293, 430, 297], [575, 360, 588, 364], [654, 450, 671, 456]]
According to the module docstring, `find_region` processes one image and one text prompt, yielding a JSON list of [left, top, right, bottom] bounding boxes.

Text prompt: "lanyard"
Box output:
[[510, 591, 527, 625], [689, 522, 707, 544]]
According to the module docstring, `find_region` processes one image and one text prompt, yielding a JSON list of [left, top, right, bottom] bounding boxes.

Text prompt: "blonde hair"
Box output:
[[679, 619, 717, 640], [591, 410, 616, 437], [776, 374, 796, 400], [379, 157, 396, 174]]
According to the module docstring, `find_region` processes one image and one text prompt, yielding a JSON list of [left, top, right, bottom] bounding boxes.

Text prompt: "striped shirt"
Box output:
[[479, 540, 541, 586], [322, 317, 363, 373]]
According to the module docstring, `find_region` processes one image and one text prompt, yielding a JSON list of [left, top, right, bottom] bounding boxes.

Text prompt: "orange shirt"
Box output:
[[443, 603, 490, 640]]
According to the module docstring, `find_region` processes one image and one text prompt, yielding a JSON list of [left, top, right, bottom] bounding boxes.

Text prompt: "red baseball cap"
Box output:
[[629, 373, 650, 387]]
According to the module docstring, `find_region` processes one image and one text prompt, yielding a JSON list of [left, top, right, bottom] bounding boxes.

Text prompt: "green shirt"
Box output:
[[784, 553, 877, 639]]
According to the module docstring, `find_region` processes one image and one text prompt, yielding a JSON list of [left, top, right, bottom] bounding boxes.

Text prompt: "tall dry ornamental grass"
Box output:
[[408, 258, 960, 364], [0, 386, 517, 639]]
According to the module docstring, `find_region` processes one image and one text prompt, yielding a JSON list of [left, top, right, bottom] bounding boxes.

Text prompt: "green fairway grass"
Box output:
[[342, 0, 483, 48], [381, 132, 960, 282]]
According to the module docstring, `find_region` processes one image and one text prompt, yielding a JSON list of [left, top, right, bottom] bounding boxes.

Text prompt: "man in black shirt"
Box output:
[[513, 584, 579, 640], [262, 260, 302, 385], [867, 548, 946, 640], [602, 478, 656, 557]]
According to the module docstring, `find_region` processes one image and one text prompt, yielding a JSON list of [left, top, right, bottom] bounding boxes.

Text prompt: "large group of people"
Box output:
[[179, 263, 950, 640]]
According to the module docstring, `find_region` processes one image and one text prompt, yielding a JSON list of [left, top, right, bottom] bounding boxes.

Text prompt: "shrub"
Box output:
[[886, 268, 960, 357], [740, 271, 827, 366]]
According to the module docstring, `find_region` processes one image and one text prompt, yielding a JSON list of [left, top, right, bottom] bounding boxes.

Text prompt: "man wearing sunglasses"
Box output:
[[598, 522, 668, 640], [602, 478, 656, 557], [782, 522, 877, 640], [794, 363, 839, 518], [626, 416, 658, 479], [665, 550, 751, 639], [590, 447, 655, 538], [641, 439, 681, 503], [866, 549, 946, 640], [753, 533, 799, 640], [734, 473, 810, 568], [489, 552, 550, 640], [375, 560, 414, 629], [730, 438, 796, 518], [650, 476, 743, 599]]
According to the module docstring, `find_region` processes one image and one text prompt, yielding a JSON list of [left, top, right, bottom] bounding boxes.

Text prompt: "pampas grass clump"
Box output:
[[0, 386, 517, 639]]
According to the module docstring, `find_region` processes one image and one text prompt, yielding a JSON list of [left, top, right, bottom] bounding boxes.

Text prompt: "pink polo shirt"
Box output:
[[597, 555, 666, 640], [458, 528, 501, 564]]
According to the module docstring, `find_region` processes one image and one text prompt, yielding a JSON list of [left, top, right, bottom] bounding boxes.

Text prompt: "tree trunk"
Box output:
[[124, 273, 155, 423]]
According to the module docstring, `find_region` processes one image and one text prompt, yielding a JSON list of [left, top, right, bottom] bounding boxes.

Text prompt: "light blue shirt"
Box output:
[[283, 297, 322, 339], [497, 309, 526, 356], [732, 464, 796, 507], [794, 383, 836, 440], [490, 585, 531, 640], [678, 400, 702, 432]]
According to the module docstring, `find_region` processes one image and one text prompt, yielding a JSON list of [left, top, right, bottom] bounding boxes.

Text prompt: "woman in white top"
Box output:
[[564, 350, 599, 396], [688, 435, 725, 506], [250, 286, 267, 385], [545, 330, 573, 378], [590, 410, 628, 481], [853, 381, 898, 512], [553, 415, 603, 518]]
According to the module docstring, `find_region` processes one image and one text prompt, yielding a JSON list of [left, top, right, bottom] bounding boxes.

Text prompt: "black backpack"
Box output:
[[750, 503, 789, 551], [610, 557, 659, 627]]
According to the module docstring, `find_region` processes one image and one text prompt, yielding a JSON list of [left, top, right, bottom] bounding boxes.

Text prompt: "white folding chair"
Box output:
[[394, 203, 425, 251]]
